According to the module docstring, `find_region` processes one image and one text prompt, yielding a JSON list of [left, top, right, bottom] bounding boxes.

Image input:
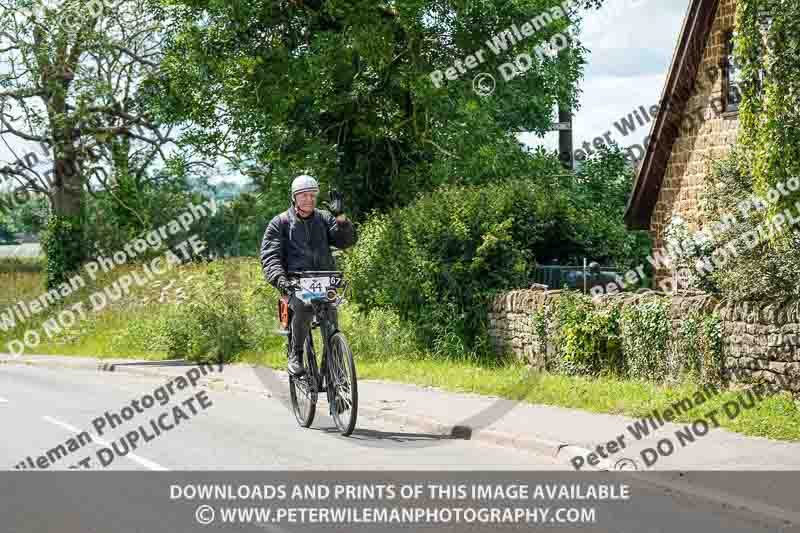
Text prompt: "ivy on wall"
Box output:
[[735, 0, 800, 217], [529, 292, 725, 385]]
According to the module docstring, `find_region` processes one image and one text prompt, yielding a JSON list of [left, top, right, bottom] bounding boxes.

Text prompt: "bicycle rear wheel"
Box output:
[[289, 333, 318, 427], [327, 331, 358, 436]]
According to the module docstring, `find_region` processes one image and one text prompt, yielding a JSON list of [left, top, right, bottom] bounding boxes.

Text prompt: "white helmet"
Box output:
[[291, 174, 319, 203]]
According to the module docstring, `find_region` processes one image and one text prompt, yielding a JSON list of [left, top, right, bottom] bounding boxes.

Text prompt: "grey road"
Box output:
[[0, 362, 562, 471], [1, 362, 798, 533]]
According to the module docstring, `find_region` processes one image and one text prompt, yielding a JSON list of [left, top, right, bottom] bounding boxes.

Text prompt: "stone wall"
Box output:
[[650, 0, 740, 283], [488, 287, 800, 396]]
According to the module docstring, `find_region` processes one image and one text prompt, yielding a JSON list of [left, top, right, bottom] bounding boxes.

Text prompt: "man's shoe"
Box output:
[[288, 352, 306, 376]]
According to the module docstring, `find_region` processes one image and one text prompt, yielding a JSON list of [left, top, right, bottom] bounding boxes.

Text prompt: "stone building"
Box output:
[[624, 0, 741, 281]]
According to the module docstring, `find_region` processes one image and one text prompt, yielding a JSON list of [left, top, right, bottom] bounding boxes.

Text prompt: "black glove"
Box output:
[[276, 276, 290, 296], [328, 190, 344, 217]]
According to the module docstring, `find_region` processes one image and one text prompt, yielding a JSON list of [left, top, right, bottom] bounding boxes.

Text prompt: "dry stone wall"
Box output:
[[488, 288, 800, 395]]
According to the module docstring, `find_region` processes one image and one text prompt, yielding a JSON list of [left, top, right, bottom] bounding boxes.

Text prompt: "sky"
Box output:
[[0, 0, 693, 179], [522, 0, 692, 158]]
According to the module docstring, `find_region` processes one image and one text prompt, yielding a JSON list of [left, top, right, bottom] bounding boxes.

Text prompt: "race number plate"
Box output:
[[298, 277, 330, 294]]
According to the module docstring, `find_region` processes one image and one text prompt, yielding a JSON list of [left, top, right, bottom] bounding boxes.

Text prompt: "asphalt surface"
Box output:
[[2, 362, 800, 532], [0, 362, 562, 471]]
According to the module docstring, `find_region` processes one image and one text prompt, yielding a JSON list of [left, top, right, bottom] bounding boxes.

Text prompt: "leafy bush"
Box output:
[[620, 298, 671, 381], [110, 312, 169, 355], [0, 257, 43, 273], [663, 216, 717, 293], [570, 146, 653, 271], [347, 159, 652, 355], [551, 291, 623, 376], [346, 179, 560, 354], [159, 262, 253, 363], [695, 148, 800, 300], [83, 174, 208, 260], [736, 1, 800, 214], [702, 313, 725, 385], [194, 192, 281, 259]]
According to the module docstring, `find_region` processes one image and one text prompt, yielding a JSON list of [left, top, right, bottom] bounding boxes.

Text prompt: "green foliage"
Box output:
[[736, 0, 800, 214], [84, 175, 204, 258], [152, 0, 607, 219], [0, 257, 43, 273], [531, 305, 551, 362], [0, 195, 49, 237], [697, 148, 800, 300], [702, 313, 725, 385], [0, 219, 14, 244], [346, 178, 564, 354], [663, 215, 718, 293], [40, 215, 85, 289], [620, 298, 671, 381], [194, 192, 276, 258], [570, 146, 652, 270], [669, 310, 725, 385], [159, 262, 253, 363], [110, 312, 169, 355], [673, 4, 800, 301], [551, 291, 623, 376], [347, 164, 652, 355]]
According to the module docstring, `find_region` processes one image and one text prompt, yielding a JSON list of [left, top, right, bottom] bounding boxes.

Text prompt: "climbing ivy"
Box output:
[[40, 214, 85, 290], [670, 310, 725, 385], [735, 1, 800, 216], [620, 298, 671, 382]]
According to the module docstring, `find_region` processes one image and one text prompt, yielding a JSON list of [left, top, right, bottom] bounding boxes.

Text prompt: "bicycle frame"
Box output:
[[286, 271, 349, 390]]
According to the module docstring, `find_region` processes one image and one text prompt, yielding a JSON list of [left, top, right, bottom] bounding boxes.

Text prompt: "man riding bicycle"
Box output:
[[259, 175, 358, 376]]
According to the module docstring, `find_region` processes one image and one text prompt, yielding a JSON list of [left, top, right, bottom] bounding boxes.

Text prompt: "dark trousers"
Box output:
[[288, 295, 338, 357]]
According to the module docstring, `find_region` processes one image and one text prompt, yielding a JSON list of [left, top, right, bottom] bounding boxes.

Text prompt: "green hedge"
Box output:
[[346, 179, 572, 356]]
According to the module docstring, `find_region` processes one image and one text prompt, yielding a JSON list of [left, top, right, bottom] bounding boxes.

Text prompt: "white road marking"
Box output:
[[42, 415, 168, 471]]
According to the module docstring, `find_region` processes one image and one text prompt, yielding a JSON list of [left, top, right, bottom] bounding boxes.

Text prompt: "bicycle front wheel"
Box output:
[[328, 331, 358, 436]]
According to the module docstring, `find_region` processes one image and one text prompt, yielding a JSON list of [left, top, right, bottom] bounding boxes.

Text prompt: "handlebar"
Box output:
[[283, 271, 350, 306], [287, 271, 344, 277]]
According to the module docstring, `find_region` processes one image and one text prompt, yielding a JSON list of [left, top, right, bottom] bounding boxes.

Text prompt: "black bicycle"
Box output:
[[282, 271, 358, 436]]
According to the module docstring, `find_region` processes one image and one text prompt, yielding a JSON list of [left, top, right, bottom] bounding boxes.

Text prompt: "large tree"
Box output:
[[150, 0, 603, 218], [0, 0, 178, 284]]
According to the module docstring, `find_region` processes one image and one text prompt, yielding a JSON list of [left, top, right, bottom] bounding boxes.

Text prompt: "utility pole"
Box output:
[[556, 40, 573, 171], [556, 103, 573, 170]]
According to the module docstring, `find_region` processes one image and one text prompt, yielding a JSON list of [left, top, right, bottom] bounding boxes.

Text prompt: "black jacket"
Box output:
[[260, 206, 358, 288]]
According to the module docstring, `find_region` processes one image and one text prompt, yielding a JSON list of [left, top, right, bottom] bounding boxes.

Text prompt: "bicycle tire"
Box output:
[[289, 333, 317, 428], [327, 331, 358, 436]]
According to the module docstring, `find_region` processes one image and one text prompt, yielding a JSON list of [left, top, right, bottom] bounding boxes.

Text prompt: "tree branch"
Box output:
[[109, 43, 159, 68]]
